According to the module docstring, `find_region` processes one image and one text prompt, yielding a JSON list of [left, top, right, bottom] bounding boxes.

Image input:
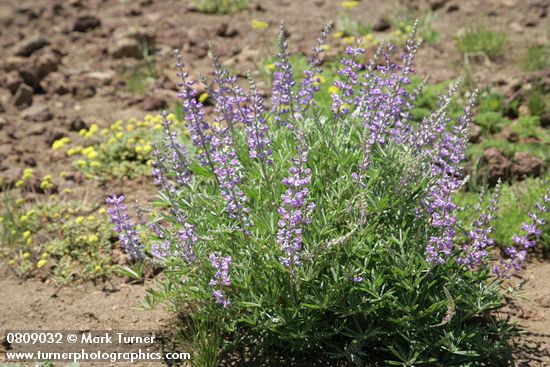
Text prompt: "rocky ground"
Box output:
[[0, 0, 549, 365]]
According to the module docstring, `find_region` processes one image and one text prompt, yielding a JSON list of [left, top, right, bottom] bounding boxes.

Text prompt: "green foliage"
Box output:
[[148, 108, 515, 365], [191, 0, 248, 14], [1, 193, 115, 283], [122, 58, 157, 95], [527, 86, 550, 118], [521, 44, 550, 72], [456, 26, 507, 61], [337, 14, 372, 37], [455, 178, 549, 248], [474, 111, 508, 134], [59, 114, 187, 179]]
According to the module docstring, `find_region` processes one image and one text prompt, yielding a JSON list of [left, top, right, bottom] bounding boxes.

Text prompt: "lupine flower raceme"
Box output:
[[493, 188, 549, 278], [458, 180, 501, 268], [106, 195, 144, 261], [209, 253, 232, 308], [271, 22, 296, 127], [277, 131, 315, 269]]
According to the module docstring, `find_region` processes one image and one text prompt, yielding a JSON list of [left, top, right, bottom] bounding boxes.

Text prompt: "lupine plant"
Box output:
[[111, 22, 548, 366]]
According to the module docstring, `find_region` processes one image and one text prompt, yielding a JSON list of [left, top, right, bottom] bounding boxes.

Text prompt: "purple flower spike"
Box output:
[[245, 73, 273, 166], [106, 195, 144, 261], [494, 188, 549, 278], [209, 253, 232, 308], [458, 181, 501, 268], [277, 133, 315, 269], [271, 22, 296, 127], [175, 50, 215, 170], [298, 21, 334, 113], [423, 91, 476, 264]]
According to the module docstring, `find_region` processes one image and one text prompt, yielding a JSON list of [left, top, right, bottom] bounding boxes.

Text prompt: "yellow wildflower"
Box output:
[[198, 92, 209, 103], [22, 252, 31, 259], [75, 216, 84, 224], [36, 259, 48, 268], [328, 85, 340, 94], [341, 1, 359, 9], [251, 19, 269, 30]]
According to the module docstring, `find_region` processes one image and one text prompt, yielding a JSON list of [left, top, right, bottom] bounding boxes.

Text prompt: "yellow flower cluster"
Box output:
[[340, 1, 359, 9], [251, 19, 269, 30], [52, 137, 71, 150], [15, 168, 34, 188], [79, 123, 100, 139], [39, 174, 55, 191]]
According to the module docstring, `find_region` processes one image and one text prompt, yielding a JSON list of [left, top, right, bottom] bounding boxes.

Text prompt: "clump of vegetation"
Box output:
[[521, 43, 550, 72], [53, 114, 187, 179], [336, 14, 372, 38], [107, 23, 550, 366], [455, 178, 549, 249], [122, 58, 157, 95], [0, 170, 116, 283], [191, 0, 248, 14], [456, 25, 507, 61]]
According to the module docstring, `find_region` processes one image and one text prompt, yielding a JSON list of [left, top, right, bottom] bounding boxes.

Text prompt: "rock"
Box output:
[[108, 27, 156, 59], [68, 116, 87, 131], [512, 152, 545, 180], [373, 17, 391, 32], [15, 51, 61, 90], [109, 27, 156, 58], [71, 83, 96, 99], [0, 101, 4, 113], [480, 148, 511, 186], [447, 3, 459, 11], [540, 113, 550, 128], [5, 71, 23, 95], [429, 0, 448, 10], [72, 15, 101, 32], [45, 129, 65, 146], [468, 123, 482, 143], [216, 23, 239, 38], [0, 168, 21, 190], [12, 35, 50, 57], [12, 83, 33, 108], [84, 70, 115, 85], [142, 96, 167, 111], [41, 71, 69, 95], [109, 38, 142, 58], [21, 105, 53, 122]]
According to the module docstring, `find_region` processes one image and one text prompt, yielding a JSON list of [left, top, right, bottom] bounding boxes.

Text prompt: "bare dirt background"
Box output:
[[0, 0, 549, 365]]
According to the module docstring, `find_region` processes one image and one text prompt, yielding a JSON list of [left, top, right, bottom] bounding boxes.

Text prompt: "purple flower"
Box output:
[[175, 50, 215, 170], [457, 181, 501, 268], [209, 253, 232, 308], [353, 29, 420, 186], [494, 188, 549, 278], [152, 113, 192, 194], [331, 43, 365, 117], [152, 240, 171, 259], [244, 73, 273, 165], [271, 22, 296, 127], [277, 133, 315, 269], [178, 222, 198, 264], [106, 195, 144, 261], [210, 131, 250, 234], [298, 22, 333, 113], [423, 91, 476, 264]]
